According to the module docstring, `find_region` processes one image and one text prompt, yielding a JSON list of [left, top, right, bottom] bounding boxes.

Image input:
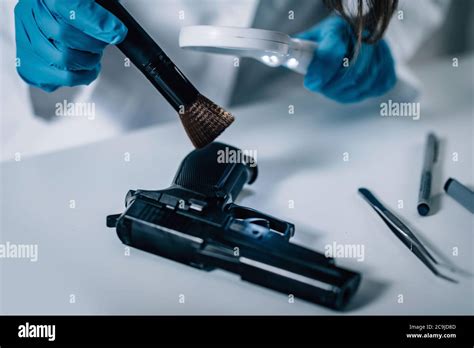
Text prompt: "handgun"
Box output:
[[107, 142, 361, 310]]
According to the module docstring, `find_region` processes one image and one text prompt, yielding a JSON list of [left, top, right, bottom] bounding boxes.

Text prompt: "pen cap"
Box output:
[[444, 178, 474, 213]]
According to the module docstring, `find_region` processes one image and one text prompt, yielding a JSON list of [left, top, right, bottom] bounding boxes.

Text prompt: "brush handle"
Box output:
[[96, 0, 199, 111]]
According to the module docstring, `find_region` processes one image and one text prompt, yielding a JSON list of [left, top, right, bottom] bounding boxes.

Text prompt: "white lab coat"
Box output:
[[0, 0, 452, 160]]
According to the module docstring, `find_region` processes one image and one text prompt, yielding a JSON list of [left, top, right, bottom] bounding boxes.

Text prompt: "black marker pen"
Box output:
[[417, 133, 438, 216]]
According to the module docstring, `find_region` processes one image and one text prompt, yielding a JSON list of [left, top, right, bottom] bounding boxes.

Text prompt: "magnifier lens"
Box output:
[[260, 54, 283, 67], [180, 26, 315, 74], [286, 58, 299, 69]]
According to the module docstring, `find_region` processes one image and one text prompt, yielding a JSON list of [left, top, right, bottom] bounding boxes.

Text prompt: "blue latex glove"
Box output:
[[15, 0, 128, 92], [297, 16, 397, 103]]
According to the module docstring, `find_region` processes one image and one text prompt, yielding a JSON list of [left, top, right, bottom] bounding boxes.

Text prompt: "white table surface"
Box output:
[[1, 55, 473, 315]]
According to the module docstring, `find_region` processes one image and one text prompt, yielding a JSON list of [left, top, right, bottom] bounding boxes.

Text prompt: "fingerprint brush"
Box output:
[[97, 0, 234, 148]]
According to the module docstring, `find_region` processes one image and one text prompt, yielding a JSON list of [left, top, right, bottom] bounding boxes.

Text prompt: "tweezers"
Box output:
[[358, 188, 457, 283]]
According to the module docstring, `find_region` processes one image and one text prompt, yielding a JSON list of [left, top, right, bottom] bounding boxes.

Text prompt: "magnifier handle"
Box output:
[[286, 38, 317, 75]]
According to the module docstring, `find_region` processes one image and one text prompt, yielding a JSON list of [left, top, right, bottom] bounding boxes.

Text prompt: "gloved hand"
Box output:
[[15, 0, 128, 92], [297, 16, 396, 103]]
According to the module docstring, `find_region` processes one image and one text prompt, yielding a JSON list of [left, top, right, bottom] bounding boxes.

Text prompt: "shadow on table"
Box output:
[[253, 143, 337, 200], [406, 220, 474, 278], [290, 223, 327, 248], [237, 188, 256, 202], [345, 277, 390, 312]]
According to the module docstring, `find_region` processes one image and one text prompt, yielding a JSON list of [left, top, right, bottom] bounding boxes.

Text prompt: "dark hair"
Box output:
[[323, 0, 399, 44]]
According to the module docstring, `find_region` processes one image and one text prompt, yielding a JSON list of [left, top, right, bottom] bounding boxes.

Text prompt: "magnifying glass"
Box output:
[[179, 26, 317, 75]]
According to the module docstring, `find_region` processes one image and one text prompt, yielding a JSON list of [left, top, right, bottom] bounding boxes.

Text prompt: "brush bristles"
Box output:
[[179, 94, 235, 148]]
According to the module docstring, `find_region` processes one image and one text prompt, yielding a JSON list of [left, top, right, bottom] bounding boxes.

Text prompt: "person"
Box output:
[[0, 0, 452, 158], [14, 0, 399, 102]]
